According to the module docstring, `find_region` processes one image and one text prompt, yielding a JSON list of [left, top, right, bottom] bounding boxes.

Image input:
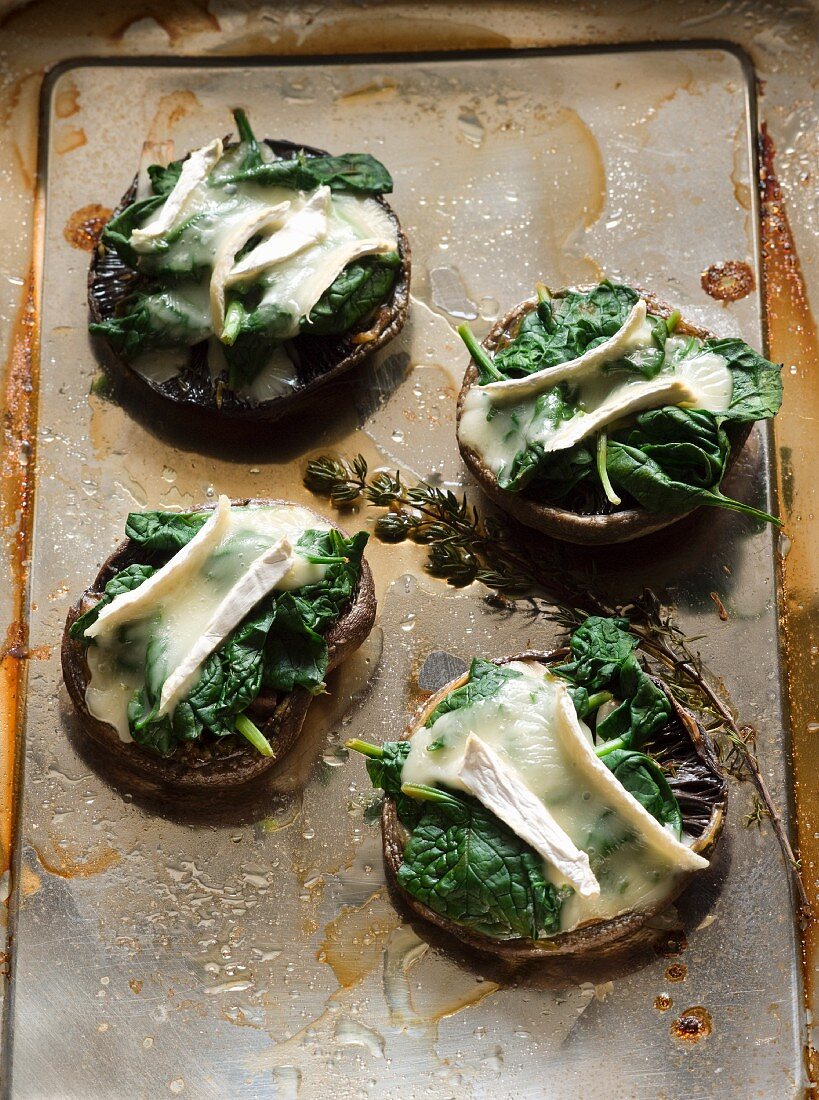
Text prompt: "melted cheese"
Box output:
[[227, 186, 332, 284], [210, 202, 291, 333], [84, 502, 331, 740], [457, 735, 599, 897], [402, 661, 706, 933], [459, 299, 733, 482], [131, 138, 224, 249], [482, 299, 650, 405]]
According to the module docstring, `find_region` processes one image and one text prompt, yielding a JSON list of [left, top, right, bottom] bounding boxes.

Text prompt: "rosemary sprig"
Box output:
[[304, 454, 807, 912]]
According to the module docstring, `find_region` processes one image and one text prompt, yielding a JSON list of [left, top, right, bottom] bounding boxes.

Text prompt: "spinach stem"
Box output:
[[595, 735, 626, 758], [535, 282, 555, 331], [302, 553, 348, 565], [235, 713, 275, 757], [401, 782, 456, 804], [596, 432, 622, 507], [233, 108, 257, 147], [222, 300, 244, 347], [346, 738, 383, 759], [586, 690, 613, 713], [457, 323, 504, 382], [666, 309, 681, 333]]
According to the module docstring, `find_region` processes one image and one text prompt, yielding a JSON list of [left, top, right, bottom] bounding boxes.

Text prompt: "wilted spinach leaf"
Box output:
[[302, 252, 401, 336], [424, 657, 522, 728], [601, 749, 682, 838], [216, 151, 393, 195], [705, 337, 783, 422], [396, 788, 563, 940], [124, 509, 209, 552]]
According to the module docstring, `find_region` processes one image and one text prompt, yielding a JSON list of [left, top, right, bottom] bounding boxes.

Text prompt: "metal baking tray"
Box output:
[[0, 35, 813, 1100]]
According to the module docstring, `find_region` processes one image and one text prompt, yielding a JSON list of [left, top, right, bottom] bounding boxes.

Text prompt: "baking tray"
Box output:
[[0, 41, 810, 1099]]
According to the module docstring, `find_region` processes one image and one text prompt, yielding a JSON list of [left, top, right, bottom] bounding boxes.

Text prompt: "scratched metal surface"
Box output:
[[6, 49, 805, 1097]]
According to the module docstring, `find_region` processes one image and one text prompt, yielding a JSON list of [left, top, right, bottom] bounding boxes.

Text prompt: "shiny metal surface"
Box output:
[[5, 47, 806, 1098]]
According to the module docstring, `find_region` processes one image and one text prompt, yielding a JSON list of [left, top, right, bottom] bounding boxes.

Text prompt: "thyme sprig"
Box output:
[[304, 454, 560, 592], [304, 454, 807, 912]]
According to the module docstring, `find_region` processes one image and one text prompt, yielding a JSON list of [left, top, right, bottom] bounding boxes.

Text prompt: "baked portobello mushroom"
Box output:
[[456, 281, 782, 544], [350, 616, 726, 960], [88, 109, 410, 431], [62, 496, 376, 793]]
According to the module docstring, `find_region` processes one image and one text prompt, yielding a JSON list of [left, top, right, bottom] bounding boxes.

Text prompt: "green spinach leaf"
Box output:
[[554, 616, 637, 692], [215, 151, 393, 195], [601, 749, 682, 838], [302, 252, 401, 336], [706, 337, 783, 422], [89, 289, 211, 359], [424, 657, 522, 728], [396, 788, 563, 940], [124, 510, 209, 552]]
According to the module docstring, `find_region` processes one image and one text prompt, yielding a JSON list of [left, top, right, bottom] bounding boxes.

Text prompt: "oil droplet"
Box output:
[[429, 267, 478, 320], [654, 994, 673, 1012], [807, 722, 819, 734], [143, 1036, 154, 1049], [457, 111, 485, 148], [334, 1018, 385, 1058], [478, 297, 500, 322], [664, 963, 687, 983], [391, 429, 404, 443], [168, 1079, 185, 1095], [270, 1066, 301, 1098], [400, 613, 416, 633], [670, 1005, 712, 1042]]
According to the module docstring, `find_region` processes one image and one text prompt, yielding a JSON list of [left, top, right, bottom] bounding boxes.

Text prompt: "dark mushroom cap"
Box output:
[[381, 651, 726, 960], [88, 138, 411, 433], [456, 288, 752, 545], [61, 498, 376, 795]]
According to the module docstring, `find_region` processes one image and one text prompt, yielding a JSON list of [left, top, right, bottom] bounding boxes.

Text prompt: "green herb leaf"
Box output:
[[124, 510, 209, 552], [705, 337, 783, 422]]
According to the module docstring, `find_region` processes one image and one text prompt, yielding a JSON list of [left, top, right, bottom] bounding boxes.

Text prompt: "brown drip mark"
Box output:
[[664, 963, 687, 983], [670, 1005, 712, 1043], [0, 263, 40, 876], [758, 123, 819, 1082], [33, 842, 121, 880], [654, 994, 673, 1012], [701, 260, 755, 302], [63, 204, 113, 252]]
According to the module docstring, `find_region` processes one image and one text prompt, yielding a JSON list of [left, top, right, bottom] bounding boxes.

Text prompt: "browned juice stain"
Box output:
[[654, 993, 673, 1012], [63, 204, 112, 251], [55, 126, 87, 155], [664, 963, 687, 983], [54, 80, 80, 119], [0, 262, 41, 878], [670, 1005, 712, 1043], [129, 978, 143, 994], [19, 865, 41, 898], [33, 840, 121, 879], [758, 125, 819, 1076], [701, 260, 754, 302], [317, 891, 401, 989]]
